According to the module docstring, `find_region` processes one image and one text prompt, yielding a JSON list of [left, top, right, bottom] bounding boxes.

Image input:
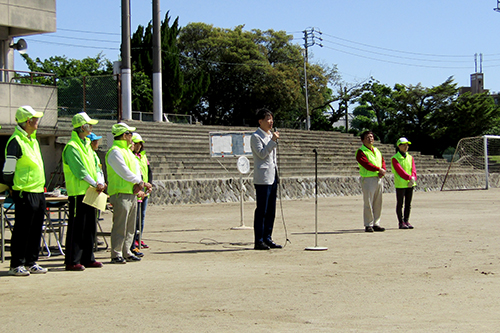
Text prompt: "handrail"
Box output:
[[0, 68, 56, 86]]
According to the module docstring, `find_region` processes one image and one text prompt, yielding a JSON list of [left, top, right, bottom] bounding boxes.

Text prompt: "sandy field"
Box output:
[[1, 188, 500, 332]]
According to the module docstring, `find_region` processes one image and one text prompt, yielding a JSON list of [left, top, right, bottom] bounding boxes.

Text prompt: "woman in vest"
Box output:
[[391, 137, 417, 229], [130, 133, 152, 257]]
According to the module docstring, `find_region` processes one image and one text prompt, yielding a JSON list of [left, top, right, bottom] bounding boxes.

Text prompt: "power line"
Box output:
[[29, 39, 119, 51], [58, 28, 120, 36], [41, 34, 120, 44]]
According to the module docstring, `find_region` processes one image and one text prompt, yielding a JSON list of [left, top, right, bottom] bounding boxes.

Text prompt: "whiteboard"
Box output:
[[209, 131, 254, 157]]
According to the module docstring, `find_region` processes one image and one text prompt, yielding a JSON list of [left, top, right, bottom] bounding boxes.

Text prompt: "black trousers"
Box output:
[[396, 187, 414, 224], [10, 191, 46, 268], [65, 195, 97, 265], [253, 179, 278, 244]]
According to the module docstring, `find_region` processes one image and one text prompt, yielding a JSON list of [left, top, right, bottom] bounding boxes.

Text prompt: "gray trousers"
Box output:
[[109, 193, 137, 259], [361, 177, 383, 227]]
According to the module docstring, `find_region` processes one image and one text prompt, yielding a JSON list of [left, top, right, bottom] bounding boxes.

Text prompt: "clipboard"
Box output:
[[83, 186, 108, 212]]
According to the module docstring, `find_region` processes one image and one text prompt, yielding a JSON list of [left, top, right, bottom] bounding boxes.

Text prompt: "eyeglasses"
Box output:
[[124, 131, 132, 135]]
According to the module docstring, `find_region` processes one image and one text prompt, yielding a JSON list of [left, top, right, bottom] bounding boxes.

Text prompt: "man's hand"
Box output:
[[144, 182, 152, 194], [272, 131, 280, 142], [137, 191, 146, 199], [95, 183, 106, 193], [378, 168, 386, 178], [133, 182, 144, 195]]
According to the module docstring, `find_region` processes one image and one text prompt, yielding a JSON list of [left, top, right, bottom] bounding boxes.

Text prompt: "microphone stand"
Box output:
[[305, 148, 328, 251]]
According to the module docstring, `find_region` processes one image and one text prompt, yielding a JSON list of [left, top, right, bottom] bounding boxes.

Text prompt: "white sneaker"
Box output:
[[27, 264, 48, 274], [9, 266, 30, 276]]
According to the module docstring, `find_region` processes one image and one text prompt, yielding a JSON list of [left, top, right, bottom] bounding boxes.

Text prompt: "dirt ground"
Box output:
[[1, 188, 500, 332]]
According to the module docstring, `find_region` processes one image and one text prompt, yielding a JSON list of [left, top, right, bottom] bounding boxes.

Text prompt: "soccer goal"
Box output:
[[441, 135, 500, 191]]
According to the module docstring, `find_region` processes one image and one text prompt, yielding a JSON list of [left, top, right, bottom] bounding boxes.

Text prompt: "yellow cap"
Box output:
[[112, 122, 136, 136], [72, 112, 98, 128], [15, 106, 43, 123]]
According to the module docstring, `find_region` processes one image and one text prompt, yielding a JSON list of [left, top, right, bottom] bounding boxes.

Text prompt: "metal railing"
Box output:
[[0, 68, 56, 86]]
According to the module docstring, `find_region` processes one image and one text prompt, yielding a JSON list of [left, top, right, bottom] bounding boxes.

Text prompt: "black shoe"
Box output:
[[365, 226, 374, 232], [373, 225, 385, 232], [254, 242, 270, 250], [399, 224, 409, 229], [125, 255, 142, 262], [265, 240, 283, 249]]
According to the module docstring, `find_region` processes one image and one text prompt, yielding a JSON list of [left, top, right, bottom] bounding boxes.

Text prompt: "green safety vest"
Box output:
[[136, 151, 149, 183], [357, 145, 383, 178], [391, 151, 416, 188], [106, 140, 137, 196], [62, 131, 98, 196], [5, 126, 45, 193]]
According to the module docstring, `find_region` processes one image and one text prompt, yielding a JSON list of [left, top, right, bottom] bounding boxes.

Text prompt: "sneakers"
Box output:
[[365, 226, 374, 233], [399, 223, 409, 229], [111, 257, 126, 264], [405, 222, 414, 229], [140, 241, 149, 249], [125, 255, 141, 262], [131, 248, 144, 257], [9, 266, 30, 276], [27, 264, 48, 274]]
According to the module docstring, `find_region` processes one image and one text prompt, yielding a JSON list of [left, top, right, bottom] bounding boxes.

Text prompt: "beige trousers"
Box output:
[[361, 177, 384, 227], [109, 193, 137, 259]]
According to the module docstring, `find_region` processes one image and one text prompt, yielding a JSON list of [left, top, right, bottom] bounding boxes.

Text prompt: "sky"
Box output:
[[13, 0, 500, 93]]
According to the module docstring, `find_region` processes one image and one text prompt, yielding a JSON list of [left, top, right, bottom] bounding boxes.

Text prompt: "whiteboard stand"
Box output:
[[231, 156, 252, 230]]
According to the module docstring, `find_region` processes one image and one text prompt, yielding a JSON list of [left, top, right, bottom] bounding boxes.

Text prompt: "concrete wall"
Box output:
[[0, 82, 57, 127], [0, 0, 56, 36], [148, 173, 500, 206]]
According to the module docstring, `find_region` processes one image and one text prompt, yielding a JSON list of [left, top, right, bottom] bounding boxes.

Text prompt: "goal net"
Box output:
[[441, 135, 500, 191]]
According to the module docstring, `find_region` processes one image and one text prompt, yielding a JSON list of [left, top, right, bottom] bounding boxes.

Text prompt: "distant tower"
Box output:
[[471, 53, 484, 94]]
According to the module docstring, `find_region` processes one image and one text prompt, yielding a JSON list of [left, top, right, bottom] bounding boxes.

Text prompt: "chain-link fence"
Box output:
[[58, 75, 119, 120]]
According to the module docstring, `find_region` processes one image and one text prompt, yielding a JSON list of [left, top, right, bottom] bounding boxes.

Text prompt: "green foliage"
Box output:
[[178, 23, 337, 126], [131, 12, 210, 114]]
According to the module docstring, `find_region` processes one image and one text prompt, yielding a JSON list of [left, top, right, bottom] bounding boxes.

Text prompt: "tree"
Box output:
[[131, 12, 210, 115], [178, 23, 338, 126], [21, 53, 115, 116]]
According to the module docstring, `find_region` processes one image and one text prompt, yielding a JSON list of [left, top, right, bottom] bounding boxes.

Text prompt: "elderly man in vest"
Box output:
[[106, 123, 152, 264], [3, 106, 47, 276], [356, 130, 386, 233], [62, 112, 106, 271]]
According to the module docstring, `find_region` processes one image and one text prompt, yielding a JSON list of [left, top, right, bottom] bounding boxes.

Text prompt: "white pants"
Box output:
[[110, 193, 137, 259], [361, 177, 383, 227]]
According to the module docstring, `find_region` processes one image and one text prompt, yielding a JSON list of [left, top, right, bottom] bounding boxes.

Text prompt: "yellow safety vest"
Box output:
[[391, 152, 416, 188], [62, 131, 98, 196], [357, 145, 382, 178], [106, 140, 137, 196], [5, 127, 45, 193]]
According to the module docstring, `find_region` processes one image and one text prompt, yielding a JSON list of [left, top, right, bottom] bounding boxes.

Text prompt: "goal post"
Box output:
[[441, 135, 500, 191]]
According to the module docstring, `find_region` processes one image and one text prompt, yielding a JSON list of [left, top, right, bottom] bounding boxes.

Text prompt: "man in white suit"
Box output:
[[250, 108, 282, 250]]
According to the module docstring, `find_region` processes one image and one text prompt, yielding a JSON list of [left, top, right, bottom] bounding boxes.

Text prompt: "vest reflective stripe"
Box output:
[[62, 131, 98, 196], [106, 140, 137, 196], [357, 145, 382, 178], [391, 152, 416, 188], [137, 151, 149, 183], [6, 127, 45, 193]]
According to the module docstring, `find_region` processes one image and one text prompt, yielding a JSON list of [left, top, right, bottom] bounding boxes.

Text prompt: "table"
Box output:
[[0, 195, 68, 263]]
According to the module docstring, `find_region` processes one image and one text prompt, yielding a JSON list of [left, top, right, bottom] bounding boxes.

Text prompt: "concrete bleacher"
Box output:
[[56, 118, 452, 181]]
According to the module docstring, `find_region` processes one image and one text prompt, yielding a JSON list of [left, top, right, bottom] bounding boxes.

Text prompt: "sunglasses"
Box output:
[[124, 131, 132, 135]]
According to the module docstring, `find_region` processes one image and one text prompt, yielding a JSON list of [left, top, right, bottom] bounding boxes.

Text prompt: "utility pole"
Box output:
[[302, 28, 323, 130], [152, 0, 163, 122], [121, 0, 132, 120]]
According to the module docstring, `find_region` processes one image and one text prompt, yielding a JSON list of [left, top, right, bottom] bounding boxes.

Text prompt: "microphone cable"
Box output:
[[275, 128, 291, 248]]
